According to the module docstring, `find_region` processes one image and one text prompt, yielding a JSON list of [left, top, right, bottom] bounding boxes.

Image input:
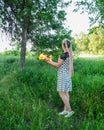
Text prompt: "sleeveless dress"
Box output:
[[57, 52, 72, 92]]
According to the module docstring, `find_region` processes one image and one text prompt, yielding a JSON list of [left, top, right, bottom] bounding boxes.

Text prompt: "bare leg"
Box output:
[[66, 92, 72, 111], [59, 92, 72, 112], [64, 92, 69, 110]]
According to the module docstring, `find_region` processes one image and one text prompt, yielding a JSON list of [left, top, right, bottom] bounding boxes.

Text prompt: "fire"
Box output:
[[39, 53, 47, 60], [39, 53, 51, 61]]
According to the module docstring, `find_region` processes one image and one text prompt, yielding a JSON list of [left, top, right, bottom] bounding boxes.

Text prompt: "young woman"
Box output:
[[45, 38, 74, 118]]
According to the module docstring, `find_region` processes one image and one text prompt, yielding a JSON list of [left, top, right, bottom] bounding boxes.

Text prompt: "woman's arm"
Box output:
[[45, 57, 64, 68]]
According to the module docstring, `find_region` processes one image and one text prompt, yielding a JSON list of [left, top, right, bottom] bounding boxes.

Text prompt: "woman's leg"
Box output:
[[66, 92, 72, 111], [64, 92, 69, 111], [59, 92, 72, 112]]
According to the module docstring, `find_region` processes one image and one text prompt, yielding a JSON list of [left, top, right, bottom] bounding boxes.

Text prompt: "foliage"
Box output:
[[74, 32, 89, 52], [0, 56, 104, 129], [96, 0, 104, 24], [88, 26, 104, 54], [32, 28, 74, 59], [74, 0, 104, 26], [0, 0, 71, 68], [0, 0, 68, 39], [74, 26, 104, 54]]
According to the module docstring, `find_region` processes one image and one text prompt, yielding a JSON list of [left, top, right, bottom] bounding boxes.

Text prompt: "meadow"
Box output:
[[0, 55, 104, 130]]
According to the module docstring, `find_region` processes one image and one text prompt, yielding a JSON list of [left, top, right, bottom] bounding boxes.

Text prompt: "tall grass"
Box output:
[[0, 56, 104, 130]]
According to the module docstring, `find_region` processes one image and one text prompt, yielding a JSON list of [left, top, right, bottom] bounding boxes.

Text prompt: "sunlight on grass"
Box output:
[[78, 53, 104, 58]]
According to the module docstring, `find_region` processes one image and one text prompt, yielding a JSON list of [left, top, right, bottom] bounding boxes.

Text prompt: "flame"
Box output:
[[39, 53, 51, 61], [39, 53, 48, 60]]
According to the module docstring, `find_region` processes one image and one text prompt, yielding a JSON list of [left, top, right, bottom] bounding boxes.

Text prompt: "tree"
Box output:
[[74, 32, 89, 52], [74, 26, 104, 54], [74, 0, 104, 26], [88, 26, 104, 54], [0, 0, 70, 68]]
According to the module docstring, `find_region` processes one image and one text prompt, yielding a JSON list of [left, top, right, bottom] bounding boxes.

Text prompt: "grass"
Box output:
[[0, 55, 104, 130]]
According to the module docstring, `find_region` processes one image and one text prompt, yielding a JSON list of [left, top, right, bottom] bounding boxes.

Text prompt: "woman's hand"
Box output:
[[45, 57, 52, 62]]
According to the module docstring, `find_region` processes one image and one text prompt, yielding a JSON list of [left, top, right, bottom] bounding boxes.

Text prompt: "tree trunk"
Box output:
[[20, 17, 28, 69]]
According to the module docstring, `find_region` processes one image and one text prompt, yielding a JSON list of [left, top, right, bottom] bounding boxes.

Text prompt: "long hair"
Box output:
[[62, 38, 74, 74]]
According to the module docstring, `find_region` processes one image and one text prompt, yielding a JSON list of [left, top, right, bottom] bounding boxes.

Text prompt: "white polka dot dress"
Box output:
[[57, 52, 72, 92]]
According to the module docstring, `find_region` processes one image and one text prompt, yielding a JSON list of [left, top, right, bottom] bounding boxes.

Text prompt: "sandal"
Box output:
[[58, 110, 67, 115], [65, 111, 74, 118]]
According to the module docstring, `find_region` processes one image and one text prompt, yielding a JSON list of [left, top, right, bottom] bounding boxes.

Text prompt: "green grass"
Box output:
[[0, 56, 104, 130]]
